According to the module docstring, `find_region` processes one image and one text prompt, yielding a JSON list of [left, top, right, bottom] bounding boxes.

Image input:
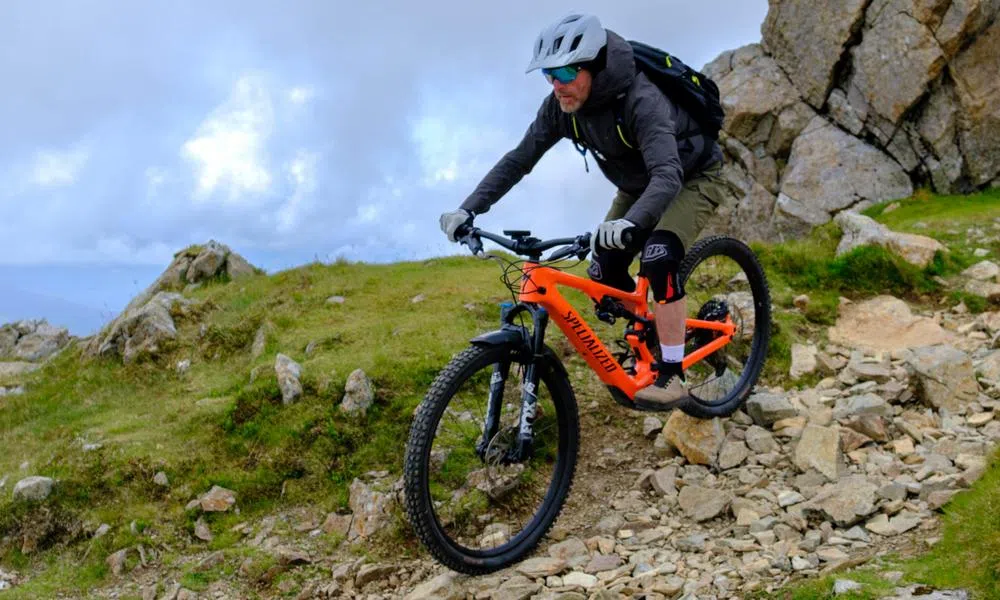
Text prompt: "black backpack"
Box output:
[[628, 40, 725, 141], [569, 41, 725, 171]]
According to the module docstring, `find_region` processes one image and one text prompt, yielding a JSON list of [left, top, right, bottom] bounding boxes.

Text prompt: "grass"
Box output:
[[0, 189, 999, 595]]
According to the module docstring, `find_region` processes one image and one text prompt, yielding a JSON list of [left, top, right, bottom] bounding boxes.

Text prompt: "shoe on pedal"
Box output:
[[634, 361, 689, 411]]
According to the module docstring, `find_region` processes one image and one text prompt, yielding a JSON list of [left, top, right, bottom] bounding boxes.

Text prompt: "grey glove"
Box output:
[[591, 218, 636, 255], [440, 208, 474, 242]]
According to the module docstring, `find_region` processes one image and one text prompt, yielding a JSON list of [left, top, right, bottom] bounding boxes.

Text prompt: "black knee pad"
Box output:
[[587, 248, 636, 293], [640, 231, 685, 304]]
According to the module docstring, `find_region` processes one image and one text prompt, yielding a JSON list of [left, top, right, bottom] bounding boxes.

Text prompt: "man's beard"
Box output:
[[557, 96, 583, 113]]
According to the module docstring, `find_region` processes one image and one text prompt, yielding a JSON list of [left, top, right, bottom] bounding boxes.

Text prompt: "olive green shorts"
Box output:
[[605, 161, 727, 251]]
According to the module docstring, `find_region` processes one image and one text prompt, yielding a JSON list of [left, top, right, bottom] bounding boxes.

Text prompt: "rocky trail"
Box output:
[[4, 286, 991, 600]]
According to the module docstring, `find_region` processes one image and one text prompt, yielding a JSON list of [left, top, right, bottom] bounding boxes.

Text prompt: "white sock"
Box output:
[[660, 344, 684, 363]]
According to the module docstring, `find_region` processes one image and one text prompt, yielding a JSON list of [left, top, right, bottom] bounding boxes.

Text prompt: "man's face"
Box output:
[[546, 66, 592, 113]]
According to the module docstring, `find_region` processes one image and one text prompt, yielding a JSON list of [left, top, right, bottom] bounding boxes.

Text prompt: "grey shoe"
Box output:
[[634, 364, 690, 412]]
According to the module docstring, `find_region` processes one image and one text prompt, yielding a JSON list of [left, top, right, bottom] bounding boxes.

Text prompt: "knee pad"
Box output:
[[640, 231, 685, 304], [587, 248, 636, 293]]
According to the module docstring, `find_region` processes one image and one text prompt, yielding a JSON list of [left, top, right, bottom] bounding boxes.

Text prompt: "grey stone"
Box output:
[[341, 368, 375, 415], [801, 475, 879, 526], [794, 425, 842, 481], [678, 485, 732, 522], [746, 392, 798, 427], [275, 353, 303, 405], [907, 345, 979, 412], [12, 476, 54, 502]]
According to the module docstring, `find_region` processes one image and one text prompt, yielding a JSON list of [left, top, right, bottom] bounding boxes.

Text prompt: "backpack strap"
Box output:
[[570, 114, 591, 173]]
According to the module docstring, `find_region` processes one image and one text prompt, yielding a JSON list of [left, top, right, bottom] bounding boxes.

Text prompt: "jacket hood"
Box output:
[[580, 30, 635, 112]]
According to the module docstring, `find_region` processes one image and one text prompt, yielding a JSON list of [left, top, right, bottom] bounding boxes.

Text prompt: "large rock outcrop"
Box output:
[[703, 0, 1000, 243], [0, 320, 71, 362], [83, 241, 260, 363]]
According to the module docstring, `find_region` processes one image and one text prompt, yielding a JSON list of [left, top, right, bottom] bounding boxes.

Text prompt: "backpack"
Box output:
[[628, 40, 725, 141], [569, 41, 725, 170]]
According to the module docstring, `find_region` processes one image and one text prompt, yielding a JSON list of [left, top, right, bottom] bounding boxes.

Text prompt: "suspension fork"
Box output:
[[475, 303, 549, 464], [514, 307, 548, 462]]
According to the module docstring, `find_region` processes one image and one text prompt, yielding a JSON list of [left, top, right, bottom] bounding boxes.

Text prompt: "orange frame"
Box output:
[[517, 262, 736, 400]]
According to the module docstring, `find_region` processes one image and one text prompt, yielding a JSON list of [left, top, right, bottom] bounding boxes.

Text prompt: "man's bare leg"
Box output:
[[654, 297, 685, 348]]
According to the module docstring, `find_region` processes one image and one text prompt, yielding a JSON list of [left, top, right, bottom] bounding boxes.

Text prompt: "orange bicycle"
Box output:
[[404, 226, 771, 574]]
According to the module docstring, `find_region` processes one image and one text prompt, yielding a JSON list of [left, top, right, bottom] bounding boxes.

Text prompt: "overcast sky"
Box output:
[[0, 1, 768, 335]]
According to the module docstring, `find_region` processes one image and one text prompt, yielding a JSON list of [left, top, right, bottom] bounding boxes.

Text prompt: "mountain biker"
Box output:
[[439, 13, 729, 410]]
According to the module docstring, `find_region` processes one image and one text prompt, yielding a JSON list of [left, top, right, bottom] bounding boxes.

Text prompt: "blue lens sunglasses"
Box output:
[[542, 65, 580, 84]]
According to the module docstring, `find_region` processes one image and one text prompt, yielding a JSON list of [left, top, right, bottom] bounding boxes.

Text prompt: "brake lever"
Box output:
[[461, 234, 483, 256], [454, 225, 484, 256]]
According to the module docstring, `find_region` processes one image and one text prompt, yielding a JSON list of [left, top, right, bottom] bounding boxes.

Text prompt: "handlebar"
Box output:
[[455, 224, 593, 262]]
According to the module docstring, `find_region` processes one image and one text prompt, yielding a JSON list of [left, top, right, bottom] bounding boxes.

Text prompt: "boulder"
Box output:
[[828, 296, 955, 353], [275, 354, 303, 405], [962, 260, 1000, 281], [936, 0, 1000, 58], [348, 478, 393, 540], [907, 345, 979, 412], [715, 46, 803, 148], [793, 425, 842, 481], [199, 485, 237, 512], [87, 292, 194, 364], [917, 81, 965, 193], [678, 485, 733, 522], [12, 476, 54, 502], [662, 411, 724, 466], [746, 392, 798, 427], [790, 343, 818, 379], [340, 369, 375, 415], [800, 475, 879, 526], [779, 117, 913, 226], [761, 0, 870, 108], [0, 321, 70, 362], [848, 0, 946, 125], [834, 211, 947, 268], [951, 20, 1000, 185]]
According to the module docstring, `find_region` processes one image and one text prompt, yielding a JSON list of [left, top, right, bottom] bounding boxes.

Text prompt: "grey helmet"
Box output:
[[524, 13, 607, 73]]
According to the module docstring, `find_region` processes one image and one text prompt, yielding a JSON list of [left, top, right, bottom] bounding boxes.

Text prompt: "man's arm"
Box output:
[[459, 97, 562, 216], [620, 87, 685, 230]]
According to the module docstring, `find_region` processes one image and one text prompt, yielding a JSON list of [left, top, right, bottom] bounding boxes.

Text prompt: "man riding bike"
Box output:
[[439, 13, 729, 410]]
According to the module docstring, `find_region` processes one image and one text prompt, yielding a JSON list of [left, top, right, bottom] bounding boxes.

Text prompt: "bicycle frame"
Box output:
[[514, 261, 736, 401]]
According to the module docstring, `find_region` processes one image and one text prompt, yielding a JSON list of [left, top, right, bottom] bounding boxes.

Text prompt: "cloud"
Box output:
[[30, 145, 89, 187], [182, 73, 275, 203], [287, 87, 314, 105], [276, 149, 318, 232], [0, 0, 771, 325]]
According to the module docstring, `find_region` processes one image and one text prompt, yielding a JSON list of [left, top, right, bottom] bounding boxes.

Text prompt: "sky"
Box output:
[[0, 1, 769, 336]]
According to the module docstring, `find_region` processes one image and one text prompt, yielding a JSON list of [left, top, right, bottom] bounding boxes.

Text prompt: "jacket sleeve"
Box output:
[[459, 97, 562, 215], [620, 86, 685, 230]]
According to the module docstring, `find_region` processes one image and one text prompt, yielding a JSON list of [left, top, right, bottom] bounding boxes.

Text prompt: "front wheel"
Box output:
[[677, 235, 772, 418], [403, 343, 579, 575]]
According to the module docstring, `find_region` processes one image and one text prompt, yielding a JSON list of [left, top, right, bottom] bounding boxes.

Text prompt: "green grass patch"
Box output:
[[902, 449, 1000, 597]]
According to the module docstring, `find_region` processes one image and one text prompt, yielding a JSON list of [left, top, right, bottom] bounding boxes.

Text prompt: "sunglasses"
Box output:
[[542, 65, 581, 84]]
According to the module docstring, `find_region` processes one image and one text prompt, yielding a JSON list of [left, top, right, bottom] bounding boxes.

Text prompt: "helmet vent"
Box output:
[[569, 34, 583, 52], [552, 36, 563, 52]]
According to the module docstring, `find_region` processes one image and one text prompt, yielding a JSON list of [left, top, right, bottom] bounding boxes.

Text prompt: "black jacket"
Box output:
[[459, 30, 723, 230]]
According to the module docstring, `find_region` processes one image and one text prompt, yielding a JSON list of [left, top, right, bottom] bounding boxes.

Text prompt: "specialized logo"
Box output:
[[643, 244, 669, 261], [564, 310, 618, 373], [587, 261, 603, 280]]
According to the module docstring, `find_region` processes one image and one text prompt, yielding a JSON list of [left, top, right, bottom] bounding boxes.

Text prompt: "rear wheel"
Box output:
[[403, 343, 579, 575], [676, 236, 771, 418]]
